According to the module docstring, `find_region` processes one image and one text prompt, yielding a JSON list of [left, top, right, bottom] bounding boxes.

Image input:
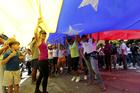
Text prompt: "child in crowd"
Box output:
[[2, 40, 24, 93], [57, 45, 66, 74]]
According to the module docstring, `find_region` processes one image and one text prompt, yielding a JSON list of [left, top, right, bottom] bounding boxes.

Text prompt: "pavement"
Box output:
[[20, 73, 101, 93], [19, 68, 140, 93], [102, 69, 140, 93]]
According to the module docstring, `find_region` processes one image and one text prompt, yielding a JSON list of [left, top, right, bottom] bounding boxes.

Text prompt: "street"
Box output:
[[19, 69, 140, 93]]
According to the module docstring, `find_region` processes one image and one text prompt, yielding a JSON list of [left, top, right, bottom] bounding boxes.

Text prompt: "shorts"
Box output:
[[58, 57, 66, 64], [3, 70, 21, 86], [53, 57, 58, 65], [71, 57, 79, 71], [31, 59, 39, 69]]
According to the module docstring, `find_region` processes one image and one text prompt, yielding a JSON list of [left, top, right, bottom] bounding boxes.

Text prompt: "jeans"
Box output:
[[83, 52, 104, 85], [127, 54, 132, 65], [117, 54, 122, 66], [82, 53, 94, 81], [98, 55, 105, 70], [90, 53, 104, 85], [111, 55, 117, 69]]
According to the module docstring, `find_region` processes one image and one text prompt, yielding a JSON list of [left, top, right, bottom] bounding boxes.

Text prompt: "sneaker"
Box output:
[[84, 75, 87, 80], [60, 67, 63, 71], [75, 76, 81, 83], [71, 76, 76, 81], [129, 66, 136, 69], [60, 67, 63, 73]]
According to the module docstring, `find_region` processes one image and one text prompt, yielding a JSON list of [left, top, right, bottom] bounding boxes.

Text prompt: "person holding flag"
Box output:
[[34, 17, 49, 93], [81, 34, 106, 91]]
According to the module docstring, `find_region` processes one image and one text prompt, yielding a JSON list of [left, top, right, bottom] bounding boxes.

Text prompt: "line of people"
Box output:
[[1, 30, 140, 93], [98, 40, 140, 71], [0, 15, 140, 93], [0, 19, 121, 93]]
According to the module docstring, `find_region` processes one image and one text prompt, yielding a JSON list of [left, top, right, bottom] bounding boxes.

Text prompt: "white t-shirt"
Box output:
[[81, 39, 96, 54], [48, 50, 53, 59], [120, 43, 128, 55], [25, 53, 32, 62], [127, 47, 132, 54], [53, 49, 58, 57], [117, 47, 122, 55]]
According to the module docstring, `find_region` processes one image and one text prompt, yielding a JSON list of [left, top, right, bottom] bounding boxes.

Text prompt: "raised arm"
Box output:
[[34, 18, 44, 47], [34, 21, 40, 42]]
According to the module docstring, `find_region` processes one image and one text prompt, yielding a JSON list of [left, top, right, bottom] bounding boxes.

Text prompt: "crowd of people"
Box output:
[[0, 18, 140, 93], [98, 40, 140, 71]]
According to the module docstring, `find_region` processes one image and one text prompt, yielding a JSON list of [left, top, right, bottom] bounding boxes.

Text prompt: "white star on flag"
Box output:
[[63, 26, 83, 36], [79, 0, 99, 11]]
